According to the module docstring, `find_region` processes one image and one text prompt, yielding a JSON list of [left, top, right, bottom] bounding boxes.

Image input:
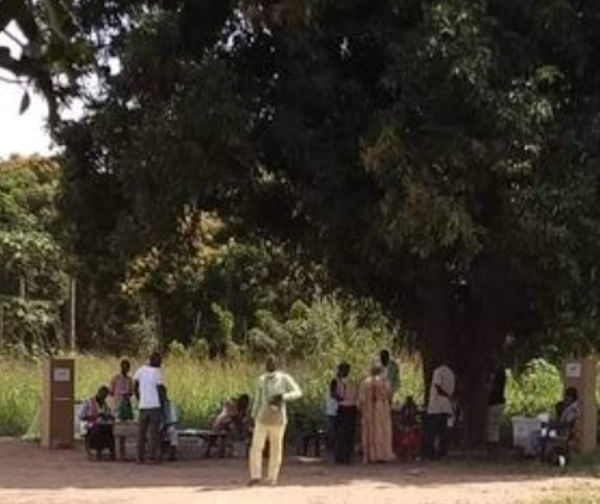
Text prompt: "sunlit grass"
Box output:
[[0, 353, 573, 436]]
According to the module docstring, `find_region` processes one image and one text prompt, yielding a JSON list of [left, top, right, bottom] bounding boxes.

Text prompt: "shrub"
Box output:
[[167, 340, 187, 358]]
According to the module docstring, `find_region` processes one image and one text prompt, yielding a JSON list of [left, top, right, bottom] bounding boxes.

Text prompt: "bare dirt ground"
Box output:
[[0, 438, 598, 504]]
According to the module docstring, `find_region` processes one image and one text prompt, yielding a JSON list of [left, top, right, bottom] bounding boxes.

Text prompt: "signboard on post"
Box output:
[[41, 358, 75, 449], [565, 362, 582, 379]]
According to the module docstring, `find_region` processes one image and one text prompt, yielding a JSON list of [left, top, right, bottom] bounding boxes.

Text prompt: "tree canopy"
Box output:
[[9, 0, 600, 443]]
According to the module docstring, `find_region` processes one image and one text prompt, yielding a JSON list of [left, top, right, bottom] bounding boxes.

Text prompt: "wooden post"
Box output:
[[69, 277, 76, 354], [565, 356, 597, 454], [41, 358, 75, 449], [0, 298, 4, 348]]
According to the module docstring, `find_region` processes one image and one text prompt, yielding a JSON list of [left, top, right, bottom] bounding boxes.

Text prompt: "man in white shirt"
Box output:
[[248, 355, 302, 486], [134, 352, 165, 463], [423, 358, 455, 460]]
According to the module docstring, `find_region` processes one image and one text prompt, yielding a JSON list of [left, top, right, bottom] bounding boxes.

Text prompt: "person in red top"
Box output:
[[395, 395, 421, 460]]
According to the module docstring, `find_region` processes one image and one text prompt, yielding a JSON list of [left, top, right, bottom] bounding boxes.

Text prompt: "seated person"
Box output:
[[395, 396, 422, 460], [557, 388, 579, 432], [79, 386, 116, 460], [211, 394, 251, 456], [536, 387, 579, 462], [231, 394, 251, 440], [213, 394, 250, 434], [212, 398, 238, 432], [161, 387, 179, 461]]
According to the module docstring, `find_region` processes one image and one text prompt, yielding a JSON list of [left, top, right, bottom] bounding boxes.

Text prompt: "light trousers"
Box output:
[[249, 422, 286, 483]]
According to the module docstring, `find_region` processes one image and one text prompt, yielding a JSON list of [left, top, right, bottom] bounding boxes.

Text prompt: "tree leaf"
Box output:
[[19, 91, 30, 115], [47, 0, 76, 42], [11, 0, 39, 42]]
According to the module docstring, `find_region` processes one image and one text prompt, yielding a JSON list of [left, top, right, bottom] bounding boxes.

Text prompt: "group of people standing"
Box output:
[[326, 351, 460, 464], [327, 350, 400, 464], [79, 353, 178, 463], [78, 350, 531, 486]]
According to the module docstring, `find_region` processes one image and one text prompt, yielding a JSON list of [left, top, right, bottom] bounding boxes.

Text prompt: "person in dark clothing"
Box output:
[[79, 386, 115, 460], [331, 362, 358, 464]]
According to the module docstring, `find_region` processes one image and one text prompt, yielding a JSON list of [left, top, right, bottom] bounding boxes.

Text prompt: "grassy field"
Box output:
[[0, 351, 425, 436], [0, 353, 570, 437]]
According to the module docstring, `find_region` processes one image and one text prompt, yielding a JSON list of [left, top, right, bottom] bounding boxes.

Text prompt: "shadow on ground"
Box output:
[[0, 438, 579, 493]]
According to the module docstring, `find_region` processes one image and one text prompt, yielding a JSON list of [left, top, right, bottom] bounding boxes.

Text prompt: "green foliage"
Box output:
[[0, 156, 69, 352], [167, 340, 186, 359], [0, 156, 66, 285], [8, 0, 600, 443], [211, 302, 235, 355], [56, 0, 600, 365], [1, 298, 61, 354], [505, 359, 562, 418], [121, 317, 160, 356], [248, 296, 395, 367], [189, 338, 209, 361]]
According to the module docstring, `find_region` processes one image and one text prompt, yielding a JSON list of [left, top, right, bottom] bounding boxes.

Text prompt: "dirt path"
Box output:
[[0, 439, 598, 504]]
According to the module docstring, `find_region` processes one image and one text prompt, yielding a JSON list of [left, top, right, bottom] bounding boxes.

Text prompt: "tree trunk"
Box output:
[[0, 299, 4, 348], [456, 305, 506, 448], [458, 353, 491, 448], [418, 264, 450, 406], [416, 263, 506, 450]]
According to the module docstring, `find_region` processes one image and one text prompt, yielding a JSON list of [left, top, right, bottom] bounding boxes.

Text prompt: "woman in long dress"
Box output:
[[358, 364, 395, 463]]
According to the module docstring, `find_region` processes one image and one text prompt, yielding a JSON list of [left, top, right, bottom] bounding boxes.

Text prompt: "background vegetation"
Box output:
[[0, 352, 576, 438], [4, 1, 600, 444]]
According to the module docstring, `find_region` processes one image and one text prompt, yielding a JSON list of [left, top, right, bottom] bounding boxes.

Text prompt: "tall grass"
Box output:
[[0, 353, 420, 436], [0, 354, 585, 436], [0, 360, 39, 436]]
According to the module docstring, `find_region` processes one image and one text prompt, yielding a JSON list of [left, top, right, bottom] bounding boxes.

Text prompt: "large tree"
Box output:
[[56, 0, 600, 443]]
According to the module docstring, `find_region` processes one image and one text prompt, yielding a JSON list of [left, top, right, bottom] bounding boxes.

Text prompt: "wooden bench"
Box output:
[[294, 414, 327, 458], [177, 428, 230, 458]]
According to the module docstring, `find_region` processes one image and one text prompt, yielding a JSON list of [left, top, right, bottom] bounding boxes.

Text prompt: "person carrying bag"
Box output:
[[248, 355, 302, 486]]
